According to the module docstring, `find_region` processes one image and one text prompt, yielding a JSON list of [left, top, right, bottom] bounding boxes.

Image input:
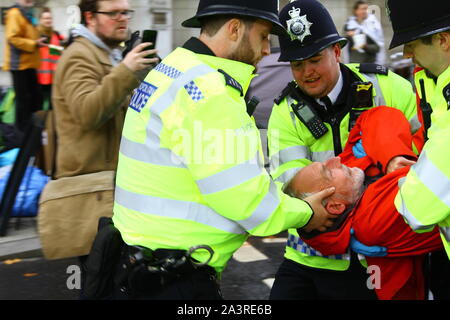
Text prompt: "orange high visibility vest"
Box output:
[[38, 32, 63, 85]]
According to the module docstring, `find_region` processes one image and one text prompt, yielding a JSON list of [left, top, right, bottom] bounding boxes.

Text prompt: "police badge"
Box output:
[[286, 6, 313, 42]]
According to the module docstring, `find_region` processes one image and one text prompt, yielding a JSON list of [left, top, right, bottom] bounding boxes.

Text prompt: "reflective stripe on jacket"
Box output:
[[113, 47, 314, 273], [267, 63, 418, 271], [395, 66, 450, 259]]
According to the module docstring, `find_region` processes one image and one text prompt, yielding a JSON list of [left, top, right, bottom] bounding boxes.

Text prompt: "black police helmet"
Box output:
[[182, 0, 285, 36], [387, 0, 450, 49], [278, 0, 347, 62]]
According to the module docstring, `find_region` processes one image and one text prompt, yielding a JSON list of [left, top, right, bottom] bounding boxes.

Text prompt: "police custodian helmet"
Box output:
[[278, 0, 347, 62], [387, 0, 450, 49], [182, 0, 285, 36]]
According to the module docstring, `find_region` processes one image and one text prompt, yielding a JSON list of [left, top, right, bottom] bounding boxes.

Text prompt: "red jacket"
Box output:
[[303, 106, 442, 300]]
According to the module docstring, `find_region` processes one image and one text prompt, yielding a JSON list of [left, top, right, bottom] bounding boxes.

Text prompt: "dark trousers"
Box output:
[[40, 84, 52, 110], [270, 256, 378, 300], [430, 249, 450, 300], [11, 69, 42, 132]]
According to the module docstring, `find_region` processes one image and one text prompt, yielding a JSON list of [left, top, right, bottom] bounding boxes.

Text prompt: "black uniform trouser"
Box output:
[[430, 249, 450, 300], [10, 69, 42, 132], [270, 254, 377, 300]]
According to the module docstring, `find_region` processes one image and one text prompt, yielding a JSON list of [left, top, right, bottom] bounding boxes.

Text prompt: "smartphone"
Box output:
[[141, 30, 158, 58]]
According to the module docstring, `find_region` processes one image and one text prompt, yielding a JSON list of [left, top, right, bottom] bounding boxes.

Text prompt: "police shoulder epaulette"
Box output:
[[274, 81, 296, 105], [359, 63, 389, 76], [218, 69, 243, 96]]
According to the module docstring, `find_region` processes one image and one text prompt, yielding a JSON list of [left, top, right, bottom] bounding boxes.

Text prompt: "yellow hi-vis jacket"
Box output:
[[113, 45, 315, 273], [267, 63, 418, 271], [395, 66, 450, 259]]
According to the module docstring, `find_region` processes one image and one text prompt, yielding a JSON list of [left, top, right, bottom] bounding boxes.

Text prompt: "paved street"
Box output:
[[0, 232, 287, 300]]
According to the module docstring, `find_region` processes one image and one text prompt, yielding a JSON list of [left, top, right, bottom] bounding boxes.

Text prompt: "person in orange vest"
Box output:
[[36, 7, 64, 110]]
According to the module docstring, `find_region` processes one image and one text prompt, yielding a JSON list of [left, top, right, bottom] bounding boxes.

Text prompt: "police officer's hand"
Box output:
[[302, 187, 337, 232], [123, 42, 159, 73], [386, 156, 416, 174]]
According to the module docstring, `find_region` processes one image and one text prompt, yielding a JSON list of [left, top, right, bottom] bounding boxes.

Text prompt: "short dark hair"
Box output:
[[79, 0, 108, 25], [353, 0, 368, 12], [199, 14, 256, 37], [39, 6, 51, 18]]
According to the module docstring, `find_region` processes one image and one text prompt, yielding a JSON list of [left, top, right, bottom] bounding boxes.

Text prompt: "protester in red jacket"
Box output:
[[287, 106, 442, 300]]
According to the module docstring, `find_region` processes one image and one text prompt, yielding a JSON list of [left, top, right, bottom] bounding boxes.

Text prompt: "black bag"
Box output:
[[0, 123, 24, 153], [84, 217, 125, 299]]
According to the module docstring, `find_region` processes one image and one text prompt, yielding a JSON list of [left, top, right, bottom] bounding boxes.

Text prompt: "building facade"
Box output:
[[0, 0, 399, 86]]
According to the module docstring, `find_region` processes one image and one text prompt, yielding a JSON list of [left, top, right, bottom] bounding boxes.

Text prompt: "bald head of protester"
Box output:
[[387, 0, 450, 78], [277, 0, 348, 99], [182, 0, 284, 68], [286, 157, 365, 215]]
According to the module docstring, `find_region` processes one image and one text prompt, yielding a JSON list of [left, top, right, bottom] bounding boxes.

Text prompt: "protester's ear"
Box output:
[[325, 200, 346, 214]]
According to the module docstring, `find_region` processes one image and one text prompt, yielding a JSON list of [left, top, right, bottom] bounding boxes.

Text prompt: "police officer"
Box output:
[[387, 0, 450, 300], [111, 0, 336, 300], [268, 0, 419, 300]]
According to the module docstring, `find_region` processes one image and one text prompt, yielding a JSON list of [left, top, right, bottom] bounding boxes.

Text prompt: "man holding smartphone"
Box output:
[[47, 0, 158, 294]]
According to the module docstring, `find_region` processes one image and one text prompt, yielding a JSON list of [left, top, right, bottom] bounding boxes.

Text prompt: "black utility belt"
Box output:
[[125, 244, 216, 277]]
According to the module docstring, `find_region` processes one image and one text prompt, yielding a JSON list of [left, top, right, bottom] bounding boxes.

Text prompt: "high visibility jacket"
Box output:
[[267, 63, 418, 271], [412, 67, 437, 152], [37, 32, 63, 85], [395, 66, 450, 259], [3, 6, 40, 71], [113, 44, 314, 273]]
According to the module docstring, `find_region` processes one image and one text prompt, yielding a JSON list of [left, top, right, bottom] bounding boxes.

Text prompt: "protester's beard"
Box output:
[[98, 34, 124, 48], [229, 33, 257, 67]]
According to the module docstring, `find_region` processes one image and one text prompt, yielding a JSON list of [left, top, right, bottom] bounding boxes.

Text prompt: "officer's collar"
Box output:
[[183, 37, 216, 56], [316, 69, 343, 107], [183, 37, 256, 96]]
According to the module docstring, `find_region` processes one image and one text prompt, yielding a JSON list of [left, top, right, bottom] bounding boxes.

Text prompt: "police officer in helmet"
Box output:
[[103, 0, 338, 300], [387, 0, 450, 300], [268, 0, 418, 299]]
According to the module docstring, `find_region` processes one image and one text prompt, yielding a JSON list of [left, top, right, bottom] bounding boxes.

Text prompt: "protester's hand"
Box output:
[[36, 37, 49, 47], [302, 187, 337, 232], [352, 139, 366, 159], [346, 30, 356, 37], [123, 42, 159, 73], [350, 228, 387, 257], [386, 156, 416, 174]]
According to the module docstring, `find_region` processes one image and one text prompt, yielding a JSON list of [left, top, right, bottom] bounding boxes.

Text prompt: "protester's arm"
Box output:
[[358, 106, 418, 173]]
